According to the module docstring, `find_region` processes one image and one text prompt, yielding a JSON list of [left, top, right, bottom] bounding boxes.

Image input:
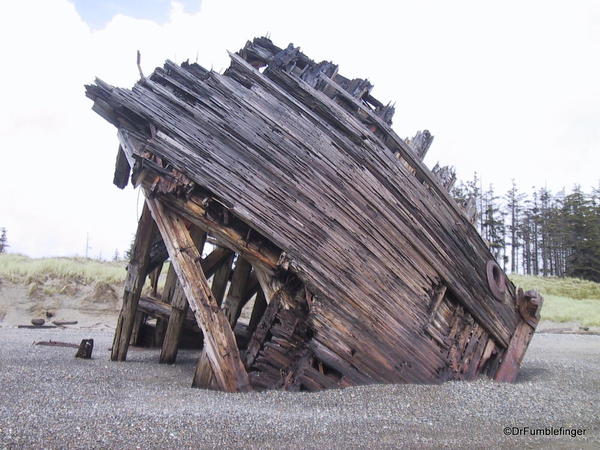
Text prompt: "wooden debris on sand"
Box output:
[[85, 37, 543, 392]]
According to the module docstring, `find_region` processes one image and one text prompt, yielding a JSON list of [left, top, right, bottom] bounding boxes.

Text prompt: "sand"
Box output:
[[0, 329, 598, 449], [0, 281, 118, 330], [0, 280, 598, 448]]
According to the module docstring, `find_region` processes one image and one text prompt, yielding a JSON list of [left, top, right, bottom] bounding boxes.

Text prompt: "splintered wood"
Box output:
[[86, 37, 543, 392]]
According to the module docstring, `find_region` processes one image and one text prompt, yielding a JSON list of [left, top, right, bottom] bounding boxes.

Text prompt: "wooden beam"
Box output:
[[244, 269, 287, 367], [116, 129, 281, 273], [156, 192, 281, 272], [191, 248, 235, 385], [247, 290, 267, 338], [210, 250, 235, 306], [494, 290, 543, 382], [193, 256, 251, 388], [145, 195, 250, 392], [154, 260, 176, 350], [129, 311, 146, 346], [160, 228, 206, 364], [223, 258, 253, 327], [111, 202, 156, 361]]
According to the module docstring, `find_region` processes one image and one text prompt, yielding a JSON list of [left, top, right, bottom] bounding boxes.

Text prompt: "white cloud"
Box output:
[[0, 0, 598, 257]]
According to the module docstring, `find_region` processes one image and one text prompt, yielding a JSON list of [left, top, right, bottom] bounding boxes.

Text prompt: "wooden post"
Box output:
[[145, 196, 250, 392], [494, 290, 543, 382], [155, 260, 180, 348], [191, 253, 235, 388], [247, 290, 267, 337], [244, 267, 289, 367], [111, 202, 156, 361], [159, 229, 206, 364], [223, 258, 253, 327], [210, 250, 235, 306], [193, 257, 258, 387], [129, 311, 146, 346]]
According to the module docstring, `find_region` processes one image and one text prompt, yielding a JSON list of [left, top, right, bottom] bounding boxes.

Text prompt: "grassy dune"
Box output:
[[1, 254, 598, 326], [0, 254, 126, 285], [510, 274, 600, 327]]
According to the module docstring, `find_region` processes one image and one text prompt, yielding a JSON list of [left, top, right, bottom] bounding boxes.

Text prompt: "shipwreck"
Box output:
[[85, 37, 543, 392]]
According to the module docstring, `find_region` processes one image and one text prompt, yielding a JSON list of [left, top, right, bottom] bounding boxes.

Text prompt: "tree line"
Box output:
[[0, 228, 7, 254], [451, 175, 600, 282]]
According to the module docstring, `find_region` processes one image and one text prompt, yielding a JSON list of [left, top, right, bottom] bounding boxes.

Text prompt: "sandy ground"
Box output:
[[0, 280, 598, 448], [0, 327, 598, 449], [0, 282, 119, 330]]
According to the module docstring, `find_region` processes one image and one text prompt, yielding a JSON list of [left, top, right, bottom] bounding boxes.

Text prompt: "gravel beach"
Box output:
[[0, 328, 598, 449]]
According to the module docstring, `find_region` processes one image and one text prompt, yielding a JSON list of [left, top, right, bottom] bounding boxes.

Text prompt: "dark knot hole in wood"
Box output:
[[486, 260, 506, 302]]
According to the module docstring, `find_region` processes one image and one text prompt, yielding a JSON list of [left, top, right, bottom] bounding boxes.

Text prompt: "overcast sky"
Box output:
[[1, 0, 599, 259]]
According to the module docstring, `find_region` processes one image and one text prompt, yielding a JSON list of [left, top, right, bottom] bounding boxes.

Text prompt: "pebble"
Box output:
[[0, 328, 598, 448]]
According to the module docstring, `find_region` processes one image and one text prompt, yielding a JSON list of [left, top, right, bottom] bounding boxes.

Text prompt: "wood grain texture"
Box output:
[[88, 37, 542, 389], [111, 202, 156, 361], [159, 229, 206, 364], [145, 195, 250, 392]]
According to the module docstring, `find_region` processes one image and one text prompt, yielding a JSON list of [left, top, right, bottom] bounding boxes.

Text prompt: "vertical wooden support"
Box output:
[[149, 264, 163, 297], [111, 202, 156, 361], [129, 311, 146, 346], [494, 290, 543, 382], [210, 250, 235, 306], [192, 350, 218, 389], [159, 229, 206, 364], [154, 318, 168, 347], [192, 251, 234, 388], [244, 267, 287, 367], [145, 196, 250, 392], [223, 258, 253, 327], [247, 290, 267, 337], [162, 263, 179, 303]]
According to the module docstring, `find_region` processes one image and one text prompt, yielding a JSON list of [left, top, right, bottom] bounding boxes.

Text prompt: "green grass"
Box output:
[[510, 274, 600, 327], [0, 254, 127, 285], [1, 254, 598, 326], [510, 274, 600, 300], [538, 295, 600, 327]]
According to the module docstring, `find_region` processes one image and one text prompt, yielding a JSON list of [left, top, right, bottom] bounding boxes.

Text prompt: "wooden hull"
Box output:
[[86, 37, 542, 391]]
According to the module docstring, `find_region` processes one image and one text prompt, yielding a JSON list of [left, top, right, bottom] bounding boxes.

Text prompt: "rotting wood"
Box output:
[[209, 250, 235, 306], [145, 195, 250, 392], [51, 320, 79, 326], [191, 249, 234, 387], [223, 258, 253, 327], [494, 290, 543, 382], [247, 290, 267, 338], [129, 311, 146, 346], [160, 228, 206, 364], [111, 202, 156, 361], [75, 339, 94, 359], [87, 36, 544, 390], [34, 340, 80, 348]]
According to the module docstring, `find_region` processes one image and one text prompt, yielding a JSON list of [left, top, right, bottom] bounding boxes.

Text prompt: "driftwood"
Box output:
[[34, 339, 94, 359], [86, 37, 543, 392], [75, 339, 94, 359], [35, 340, 80, 348]]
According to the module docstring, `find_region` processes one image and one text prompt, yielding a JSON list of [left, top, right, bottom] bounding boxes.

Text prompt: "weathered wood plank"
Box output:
[[247, 290, 267, 338], [87, 38, 543, 388], [210, 250, 234, 306], [192, 250, 234, 388], [160, 229, 206, 364], [111, 202, 156, 361], [223, 258, 253, 327], [145, 195, 250, 392]]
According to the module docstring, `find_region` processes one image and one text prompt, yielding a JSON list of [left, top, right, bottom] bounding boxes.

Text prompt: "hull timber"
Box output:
[[86, 37, 543, 391]]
